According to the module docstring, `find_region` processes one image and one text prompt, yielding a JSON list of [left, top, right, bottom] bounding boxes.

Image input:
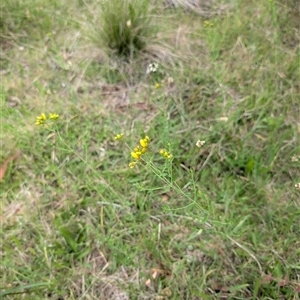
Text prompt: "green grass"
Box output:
[[1, 0, 300, 299], [86, 0, 156, 58]]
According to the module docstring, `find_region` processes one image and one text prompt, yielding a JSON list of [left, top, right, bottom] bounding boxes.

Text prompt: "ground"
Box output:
[[1, 0, 300, 299]]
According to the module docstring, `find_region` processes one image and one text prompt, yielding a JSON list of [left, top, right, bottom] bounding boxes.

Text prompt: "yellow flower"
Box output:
[[35, 113, 47, 126], [159, 149, 172, 160], [129, 162, 137, 168], [130, 136, 151, 166], [204, 20, 214, 27], [154, 83, 161, 89], [49, 113, 59, 120], [131, 151, 141, 160], [114, 133, 124, 140], [140, 138, 149, 148], [38, 113, 47, 120], [159, 149, 165, 155]]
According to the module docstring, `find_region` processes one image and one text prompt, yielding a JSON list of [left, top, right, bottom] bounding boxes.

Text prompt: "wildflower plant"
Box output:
[[35, 111, 207, 214], [146, 62, 166, 90], [114, 133, 208, 213]]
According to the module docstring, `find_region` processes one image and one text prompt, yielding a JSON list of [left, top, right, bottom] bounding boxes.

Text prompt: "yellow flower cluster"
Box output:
[[159, 149, 173, 160], [129, 136, 150, 168], [35, 113, 47, 125], [114, 133, 124, 140], [49, 113, 59, 120], [204, 20, 214, 27], [35, 113, 59, 125]]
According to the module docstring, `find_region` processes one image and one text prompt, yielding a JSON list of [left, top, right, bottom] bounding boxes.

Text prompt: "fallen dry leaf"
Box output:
[[151, 268, 167, 277], [145, 278, 152, 288], [152, 270, 159, 280], [160, 193, 170, 202], [0, 151, 21, 181], [218, 116, 229, 122]]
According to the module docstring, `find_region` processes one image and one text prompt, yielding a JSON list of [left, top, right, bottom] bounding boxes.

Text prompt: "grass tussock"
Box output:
[[87, 0, 158, 58], [1, 0, 300, 299]]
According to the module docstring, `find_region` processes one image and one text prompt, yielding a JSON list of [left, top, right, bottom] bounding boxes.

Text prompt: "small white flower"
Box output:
[[291, 155, 299, 162], [295, 183, 300, 189], [126, 20, 131, 27], [196, 140, 205, 148], [146, 62, 158, 74]]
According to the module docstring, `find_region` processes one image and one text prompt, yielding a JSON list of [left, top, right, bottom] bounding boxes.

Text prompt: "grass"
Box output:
[[86, 0, 156, 58], [1, 0, 300, 299]]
